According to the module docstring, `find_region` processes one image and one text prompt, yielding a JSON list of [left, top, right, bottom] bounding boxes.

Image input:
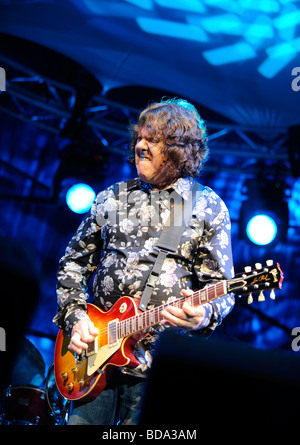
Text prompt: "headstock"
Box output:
[[228, 260, 284, 304]]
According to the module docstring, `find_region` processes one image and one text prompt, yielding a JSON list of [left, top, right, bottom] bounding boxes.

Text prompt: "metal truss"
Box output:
[[0, 54, 293, 179]]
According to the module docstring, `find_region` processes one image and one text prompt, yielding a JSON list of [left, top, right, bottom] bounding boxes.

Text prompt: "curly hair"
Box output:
[[129, 97, 209, 177]]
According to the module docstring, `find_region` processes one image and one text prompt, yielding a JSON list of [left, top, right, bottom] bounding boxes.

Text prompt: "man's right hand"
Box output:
[[68, 318, 99, 354]]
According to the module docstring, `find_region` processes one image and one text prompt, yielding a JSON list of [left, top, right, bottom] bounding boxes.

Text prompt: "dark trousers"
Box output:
[[68, 370, 146, 425]]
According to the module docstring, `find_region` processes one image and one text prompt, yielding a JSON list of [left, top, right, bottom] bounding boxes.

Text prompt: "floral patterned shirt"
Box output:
[[53, 177, 235, 374]]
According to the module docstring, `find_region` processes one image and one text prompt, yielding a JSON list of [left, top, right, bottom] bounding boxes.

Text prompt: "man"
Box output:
[[53, 98, 235, 425]]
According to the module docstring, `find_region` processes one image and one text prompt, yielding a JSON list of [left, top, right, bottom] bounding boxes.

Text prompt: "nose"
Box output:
[[135, 138, 149, 151]]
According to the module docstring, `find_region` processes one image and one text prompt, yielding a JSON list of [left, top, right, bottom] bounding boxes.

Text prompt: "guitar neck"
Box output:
[[116, 280, 228, 339]]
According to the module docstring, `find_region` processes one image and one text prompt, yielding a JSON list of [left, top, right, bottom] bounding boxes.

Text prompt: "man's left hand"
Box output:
[[160, 289, 205, 331]]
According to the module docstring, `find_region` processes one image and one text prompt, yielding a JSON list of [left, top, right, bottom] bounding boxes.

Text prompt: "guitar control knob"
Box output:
[[78, 379, 85, 389], [61, 372, 68, 384], [71, 367, 79, 377], [66, 382, 74, 392]]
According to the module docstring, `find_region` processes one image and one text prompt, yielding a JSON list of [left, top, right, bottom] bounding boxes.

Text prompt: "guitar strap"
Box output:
[[138, 181, 203, 312]]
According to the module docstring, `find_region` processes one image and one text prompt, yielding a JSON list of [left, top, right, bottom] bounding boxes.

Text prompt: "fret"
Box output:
[[138, 314, 143, 330], [132, 316, 136, 333], [192, 291, 200, 307], [150, 310, 155, 325], [154, 308, 161, 324], [145, 311, 150, 328], [142, 313, 146, 329], [199, 289, 207, 304], [125, 319, 130, 336]]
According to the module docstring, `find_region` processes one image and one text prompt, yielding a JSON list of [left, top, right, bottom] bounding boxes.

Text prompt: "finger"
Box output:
[[161, 308, 191, 328], [89, 323, 99, 337], [181, 289, 193, 297], [69, 331, 89, 350], [182, 302, 205, 317], [160, 310, 177, 327], [68, 342, 83, 355], [163, 305, 184, 318], [79, 323, 98, 343]]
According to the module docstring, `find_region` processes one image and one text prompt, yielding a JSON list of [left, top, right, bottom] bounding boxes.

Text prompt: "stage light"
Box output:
[[273, 9, 300, 29], [136, 17, 208, 42], [155, 0, 206, 13], [246, 214, 278, 246], [199, 13, 245, 36], [202, 41, 256, 65], [258, 52, 295, 78], [239, 179, 289, 246], [66, 183, 96, 214]]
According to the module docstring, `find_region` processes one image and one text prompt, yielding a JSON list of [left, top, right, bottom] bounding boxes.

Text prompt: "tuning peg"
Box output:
[[247, 293, 253, 304], [266, 260, 273, 266], [270, 289, 276, 300], [258, 291, 265, 302], [244, 266, 252, 273], [255, 263, 262, 270]]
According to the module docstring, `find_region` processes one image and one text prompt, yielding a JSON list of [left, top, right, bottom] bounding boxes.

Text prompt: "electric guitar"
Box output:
[[54, 260, 283, 401]]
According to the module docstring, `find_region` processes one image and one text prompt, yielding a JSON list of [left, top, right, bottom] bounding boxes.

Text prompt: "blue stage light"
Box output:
[[239, 0, 280, 13], [258, 52, 295, 78], [246, 214, 278, 245], [200, 13, 245, 35], [203, 41, 256, 65], [125, 0, 153, 10], [155, 0, 206, 13], [273, 9, 300, 29], [239, 179, 289, 246], [66, 183, 96, 214], [244, 16, 274, 45], [136, 17, 208, 42]]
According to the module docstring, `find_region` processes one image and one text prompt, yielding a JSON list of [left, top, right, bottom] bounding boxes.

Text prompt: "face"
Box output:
[[135, 129, 179, 190]]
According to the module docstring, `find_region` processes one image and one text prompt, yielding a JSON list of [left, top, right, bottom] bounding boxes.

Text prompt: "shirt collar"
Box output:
[[135, 177, 194, 200]]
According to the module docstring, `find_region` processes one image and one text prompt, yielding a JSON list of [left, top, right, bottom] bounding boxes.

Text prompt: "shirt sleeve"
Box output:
[[191, 188, 235, 335], [52, 199, 103, 335]]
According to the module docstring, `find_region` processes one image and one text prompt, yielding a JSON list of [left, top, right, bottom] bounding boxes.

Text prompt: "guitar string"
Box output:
[[87, 269, 277, 349], [93, 274, 276, 347], [90, 281, 226, 345]]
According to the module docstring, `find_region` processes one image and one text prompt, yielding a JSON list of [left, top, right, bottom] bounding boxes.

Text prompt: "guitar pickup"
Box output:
[[108, 319, 118, 347], [85, 336, 98, 357]]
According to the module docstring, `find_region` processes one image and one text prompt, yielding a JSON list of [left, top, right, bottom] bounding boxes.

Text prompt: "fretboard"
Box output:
[[116, 280, 227, 339]]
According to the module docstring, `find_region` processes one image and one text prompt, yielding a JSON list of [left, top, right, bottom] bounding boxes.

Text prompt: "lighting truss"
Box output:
[[0, 54, 293, 178]]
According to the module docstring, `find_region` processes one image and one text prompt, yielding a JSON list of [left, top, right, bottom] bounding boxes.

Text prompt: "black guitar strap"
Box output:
[[139, 181, 203, 312]]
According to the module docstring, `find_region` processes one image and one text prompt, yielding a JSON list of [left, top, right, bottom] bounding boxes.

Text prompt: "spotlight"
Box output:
[[239, 179, 289, 246], [51, 142, 107, 213], [66, 183, 96, 214], [246, 214, 278, 246]]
